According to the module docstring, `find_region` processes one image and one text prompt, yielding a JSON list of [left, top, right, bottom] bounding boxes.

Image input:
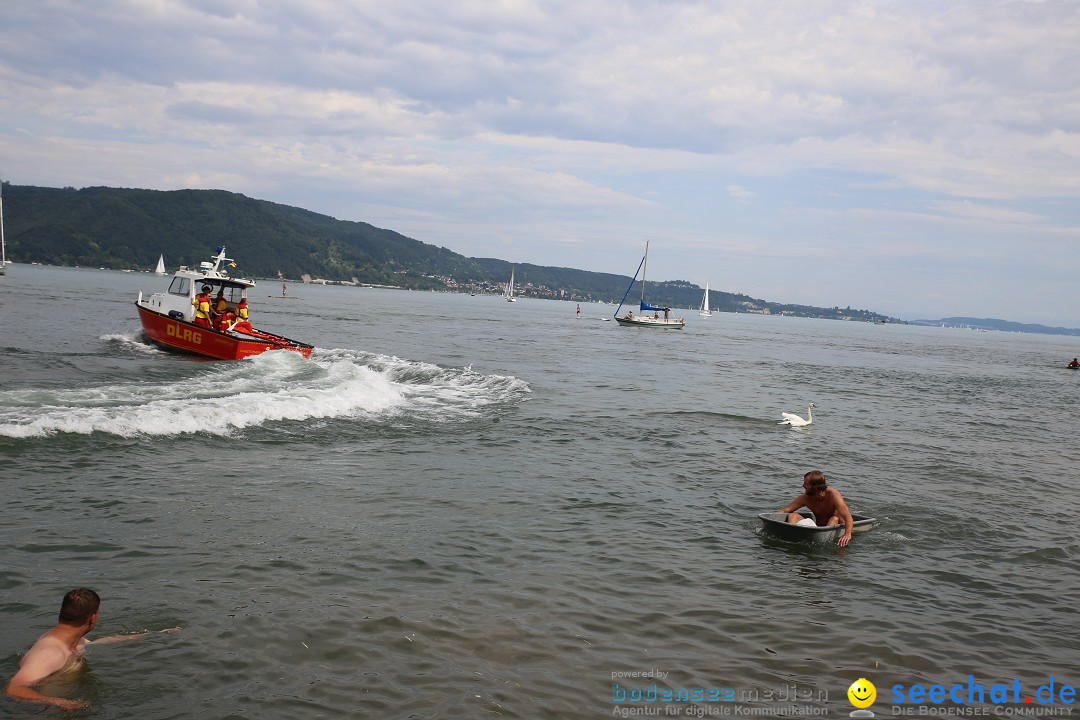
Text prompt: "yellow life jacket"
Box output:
[[193, 294, 211, 319]]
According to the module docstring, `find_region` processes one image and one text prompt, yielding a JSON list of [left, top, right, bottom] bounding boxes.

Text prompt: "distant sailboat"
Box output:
[[698, 283, 712, 317], [0, 176, 7, 276], [504, 268, 517, 302], [154, 254, 166, 275], [613, 241, 685, 329]]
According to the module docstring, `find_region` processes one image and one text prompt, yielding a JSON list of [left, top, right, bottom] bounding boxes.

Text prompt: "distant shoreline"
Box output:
[[913, 316, 1080, 337]]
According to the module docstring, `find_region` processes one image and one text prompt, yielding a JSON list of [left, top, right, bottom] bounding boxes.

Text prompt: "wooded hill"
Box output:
[[1, 182, 895, 321]]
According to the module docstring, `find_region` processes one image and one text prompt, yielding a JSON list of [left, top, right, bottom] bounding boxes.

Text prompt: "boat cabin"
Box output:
[[139, 247, 255, 323]]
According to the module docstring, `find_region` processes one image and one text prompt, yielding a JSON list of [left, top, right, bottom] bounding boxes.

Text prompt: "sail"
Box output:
[[155, 254, 166, 275], [505, 268, 515, 300], [640, 301, 668, 312]]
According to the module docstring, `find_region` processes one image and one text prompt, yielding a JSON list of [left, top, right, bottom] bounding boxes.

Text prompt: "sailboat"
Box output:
[[0, 176, 7, 276], [698, 283, 712, 317], [504, 268, 516, 302], [613, 241, 685, 329], [154, 254, 166, 275]]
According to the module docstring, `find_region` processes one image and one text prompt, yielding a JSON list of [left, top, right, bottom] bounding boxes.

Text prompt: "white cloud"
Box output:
[[1, 0, 1079, 324], [726, 185, 756, 204], [931, 200, 1048, 225]]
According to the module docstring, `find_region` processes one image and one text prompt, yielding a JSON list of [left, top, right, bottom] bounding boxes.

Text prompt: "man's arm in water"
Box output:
[[4, 641, 88, 711], [89, 627, 182, 645], [831, 490, 855, 547]]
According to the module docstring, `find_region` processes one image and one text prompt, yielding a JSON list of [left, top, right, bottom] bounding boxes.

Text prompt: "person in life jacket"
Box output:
[[212, 290, 229, 329], [229, 297, 283, 344], [218, 309, 237, 332], [192, 285, 212, 328], [232, 296, 254, 334]]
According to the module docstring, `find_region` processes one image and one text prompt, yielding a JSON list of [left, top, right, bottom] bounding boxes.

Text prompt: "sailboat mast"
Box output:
[[640, 241, 649, 303]]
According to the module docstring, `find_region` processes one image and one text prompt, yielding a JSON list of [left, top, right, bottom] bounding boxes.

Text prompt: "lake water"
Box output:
[[1, 264, 1078, 719]]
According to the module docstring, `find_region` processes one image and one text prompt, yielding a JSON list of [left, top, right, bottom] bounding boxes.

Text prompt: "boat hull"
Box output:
[[614, 316, 685, 329], [758, 511, 876, 544], [136, 303, 313, 360]]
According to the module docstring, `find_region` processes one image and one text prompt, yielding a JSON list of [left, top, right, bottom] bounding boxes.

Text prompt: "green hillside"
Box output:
[[1, 181, 895, 321]]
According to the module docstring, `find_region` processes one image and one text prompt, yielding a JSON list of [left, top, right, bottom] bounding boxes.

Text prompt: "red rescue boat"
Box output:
[[135, 247, 313, 360]]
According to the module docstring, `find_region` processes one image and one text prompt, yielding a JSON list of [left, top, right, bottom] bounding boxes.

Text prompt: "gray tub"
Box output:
[[758, 510, 876, 544]]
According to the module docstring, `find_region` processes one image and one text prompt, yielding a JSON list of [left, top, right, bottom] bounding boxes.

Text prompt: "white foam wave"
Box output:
[[0, 349, 530, 438], [353, 351, 531, 419], [100, 332, 163, 355]]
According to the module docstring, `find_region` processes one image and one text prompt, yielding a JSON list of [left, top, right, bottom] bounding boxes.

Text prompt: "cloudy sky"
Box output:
[[1, 1, 1078, 325]]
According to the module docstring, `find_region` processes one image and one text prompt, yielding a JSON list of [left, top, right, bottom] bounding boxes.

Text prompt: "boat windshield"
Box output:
[[168, 277, 191, 296], [220, 285, 245, 303], [197, 282, 247, 302]]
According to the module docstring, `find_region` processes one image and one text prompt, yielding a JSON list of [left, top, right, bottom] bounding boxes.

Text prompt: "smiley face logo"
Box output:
[[847, 678, 876, 709]]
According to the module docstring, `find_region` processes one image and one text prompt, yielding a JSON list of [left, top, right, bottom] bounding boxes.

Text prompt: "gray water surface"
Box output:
[[1, 264, 1078, 719]]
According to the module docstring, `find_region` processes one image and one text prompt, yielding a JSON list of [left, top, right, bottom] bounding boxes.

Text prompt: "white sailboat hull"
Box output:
[[615, 314, 685, 328]]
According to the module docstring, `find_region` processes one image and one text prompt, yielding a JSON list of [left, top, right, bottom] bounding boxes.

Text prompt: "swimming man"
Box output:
[[5, 588, 180, 710]]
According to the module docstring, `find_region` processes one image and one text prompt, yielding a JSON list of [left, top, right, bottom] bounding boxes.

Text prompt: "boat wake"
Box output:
[[101, 332, 166, 355], [0, 348, 531, 438]]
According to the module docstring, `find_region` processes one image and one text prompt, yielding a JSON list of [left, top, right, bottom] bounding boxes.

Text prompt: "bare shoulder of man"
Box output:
[[7, 640, 68, 690]]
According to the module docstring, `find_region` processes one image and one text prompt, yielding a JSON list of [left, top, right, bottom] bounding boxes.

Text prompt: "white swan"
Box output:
[[779, 402, 815, 427]]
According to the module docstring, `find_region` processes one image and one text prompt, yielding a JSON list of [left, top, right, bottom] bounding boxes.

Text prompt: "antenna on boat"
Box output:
[[209, 246, 235, 274]]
